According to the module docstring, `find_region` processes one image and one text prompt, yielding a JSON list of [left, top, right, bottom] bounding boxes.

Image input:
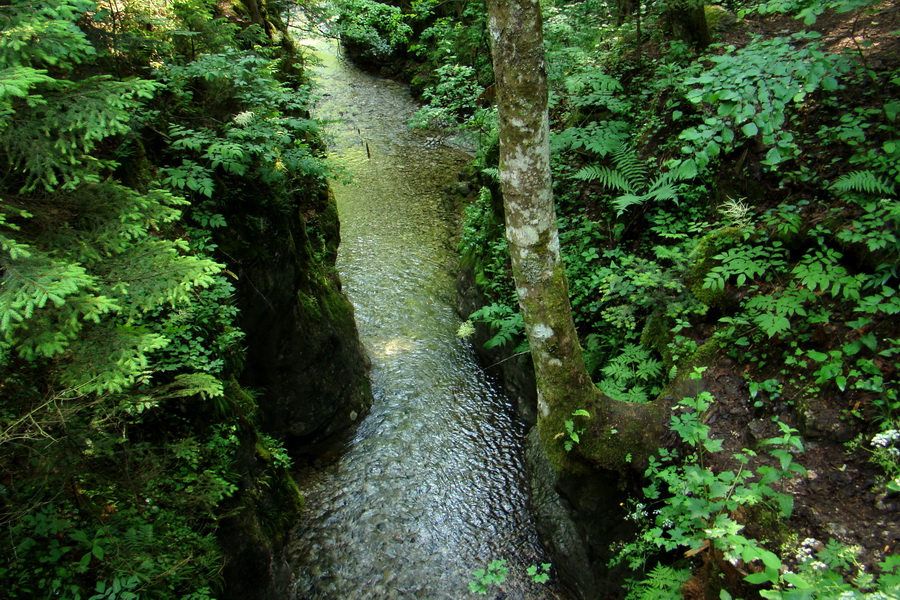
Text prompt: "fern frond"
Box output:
[[831, 170, 896, 196], [481, 167, 500, 182], [625, 565, 691, 600], [612, 193, 647, 214], [646, 182, 679, 203], [551, 121, 630, 156], [612, 144, 649, 190], [601, 360, 633, 381], [121, 525, 154, 553], [565, 71, 626, 112], [635, 357, 663, 381], [574, 165, 635, 193], [583, 129, 628, 156]]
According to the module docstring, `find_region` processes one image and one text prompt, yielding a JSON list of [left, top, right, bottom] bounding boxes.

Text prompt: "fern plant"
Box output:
[[564, 69, 630, 113], [469, 302, 528, 352], [597, 344, 665, 403], [831, 170, 897, 196], [552, 120, 631, 157], [624, 565, 691, 600], [573, 144, 695, 214]]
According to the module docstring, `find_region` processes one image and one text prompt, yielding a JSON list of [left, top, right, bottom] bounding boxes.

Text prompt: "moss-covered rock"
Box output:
[[218, 427, 304, 600], [220, 182, 372, 448], [704, 4, 738, 31], [687, 226, 744, 311]]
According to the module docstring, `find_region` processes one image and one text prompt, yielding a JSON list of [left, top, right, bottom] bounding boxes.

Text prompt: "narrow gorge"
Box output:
[[286, 37, 560, 599]]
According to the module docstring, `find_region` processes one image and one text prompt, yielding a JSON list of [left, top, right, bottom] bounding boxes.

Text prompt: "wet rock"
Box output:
[[218, 433, 302, 600], [227, 185, 373, 447], [798, 397, 859, 442], [526, 429, 634, 600], [747, 418, 770, 442]]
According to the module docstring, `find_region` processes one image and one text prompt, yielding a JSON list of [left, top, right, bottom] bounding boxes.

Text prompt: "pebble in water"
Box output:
[[288, 36, 561, 600]]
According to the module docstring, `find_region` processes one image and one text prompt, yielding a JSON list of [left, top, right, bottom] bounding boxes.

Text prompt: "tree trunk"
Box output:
[[241, 0, 274, 39], [667, 1, 712, 50], [485, 0, 663, 471]]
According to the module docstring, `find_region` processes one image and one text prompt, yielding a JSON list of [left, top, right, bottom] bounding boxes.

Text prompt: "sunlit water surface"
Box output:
[[287, 36, 558, 600]]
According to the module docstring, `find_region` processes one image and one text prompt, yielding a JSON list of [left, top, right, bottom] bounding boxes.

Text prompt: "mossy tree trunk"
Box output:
[[485, 0, 663, 471], [241, 0, 274, 38], [666, 0, 712, 50]]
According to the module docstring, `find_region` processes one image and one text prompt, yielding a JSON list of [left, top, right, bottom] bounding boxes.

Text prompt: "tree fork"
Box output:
[[485, 0, 664, 471]]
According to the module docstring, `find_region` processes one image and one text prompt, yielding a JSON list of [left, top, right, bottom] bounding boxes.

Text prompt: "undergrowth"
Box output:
[[0, 1, 319, 596], [371, 0, 900, 595]]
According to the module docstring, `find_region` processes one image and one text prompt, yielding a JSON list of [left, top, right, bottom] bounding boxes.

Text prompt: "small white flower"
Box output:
[[456, 320, 476, 339], [233, 111, 255, 126], [872, 430, 899, 447]]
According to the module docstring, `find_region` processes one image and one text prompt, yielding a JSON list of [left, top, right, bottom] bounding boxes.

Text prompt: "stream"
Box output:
[[288, 37, 559, 600]]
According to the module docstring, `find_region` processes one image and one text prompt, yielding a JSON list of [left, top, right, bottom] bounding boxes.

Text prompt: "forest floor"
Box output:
[[678, 2, 900, 584]]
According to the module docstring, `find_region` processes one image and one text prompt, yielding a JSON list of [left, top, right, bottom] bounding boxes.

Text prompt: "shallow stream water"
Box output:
[[288, 37, 559, 600]]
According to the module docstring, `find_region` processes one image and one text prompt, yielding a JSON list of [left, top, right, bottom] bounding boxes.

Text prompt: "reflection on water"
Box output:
[[288, 37, 558, 600]]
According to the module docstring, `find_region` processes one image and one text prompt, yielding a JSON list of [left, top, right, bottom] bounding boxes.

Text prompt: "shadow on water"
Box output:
[[287, 36, 564, 600]]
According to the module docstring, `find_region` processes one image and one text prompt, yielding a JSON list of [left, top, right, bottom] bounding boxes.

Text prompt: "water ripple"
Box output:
[[289, 37, 559, 600]]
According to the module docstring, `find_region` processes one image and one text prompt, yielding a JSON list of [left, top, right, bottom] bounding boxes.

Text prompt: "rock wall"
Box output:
[[456, 264, 538, 424], [218, 433, 302, 600], [216, 182, 372, 597], [223, 184, 372, 448], [526, 430, 637, 600]]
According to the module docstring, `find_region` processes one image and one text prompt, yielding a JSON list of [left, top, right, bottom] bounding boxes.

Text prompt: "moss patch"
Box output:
[[687, 226, 744, 310]]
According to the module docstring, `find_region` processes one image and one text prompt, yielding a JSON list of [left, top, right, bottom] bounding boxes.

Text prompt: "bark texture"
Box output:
[[486, 0, 663, 471], [667, 0, 712, 50], [240, 0, 274, 38]]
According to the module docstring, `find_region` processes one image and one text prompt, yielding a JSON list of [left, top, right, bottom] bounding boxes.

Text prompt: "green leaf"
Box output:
[[860, 332, 878, 351], [807, 350, 828, 362], [745, 571, 775, 584], [782, 572, 810, 589], [763, 147, 782, 166], [835, 375, 847, 391], [741, 122, 759, 137], [776, 493, 794, 518], [703, 438, 724, 453]]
